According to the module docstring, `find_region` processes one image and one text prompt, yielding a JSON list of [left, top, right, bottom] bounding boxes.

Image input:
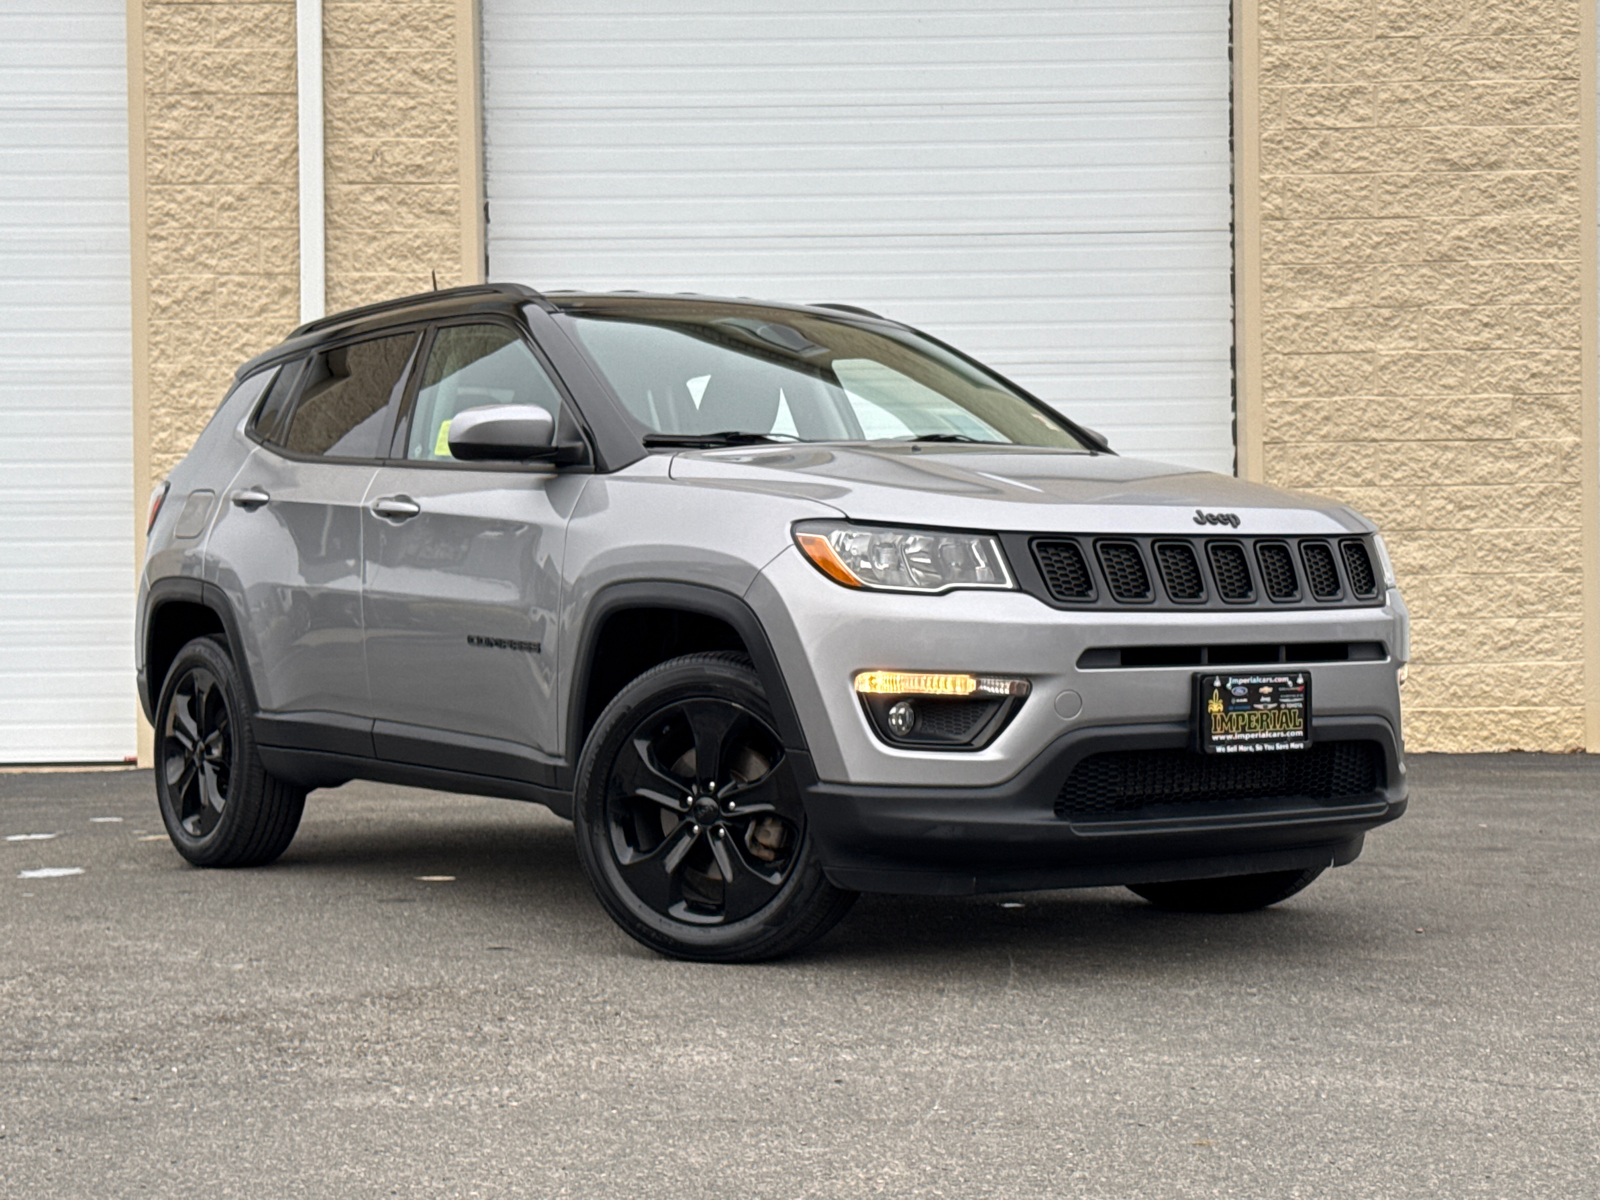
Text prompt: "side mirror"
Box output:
[[1078, 425, 1113, 454], [447, 404, 557, 461]]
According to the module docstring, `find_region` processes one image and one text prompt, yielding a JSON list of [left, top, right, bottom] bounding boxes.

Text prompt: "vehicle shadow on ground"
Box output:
[[267, 789, 1379, 975], [818, 889, 1359, 972]]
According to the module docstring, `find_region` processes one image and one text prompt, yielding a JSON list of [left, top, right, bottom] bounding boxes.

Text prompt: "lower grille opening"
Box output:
[[1055, 740, 1386, 821], [1077, 641, 1387, 669]]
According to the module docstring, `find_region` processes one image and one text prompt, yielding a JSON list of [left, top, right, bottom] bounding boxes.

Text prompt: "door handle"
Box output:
[[231, 487, 270, 509], [372, 495, 421, 520]]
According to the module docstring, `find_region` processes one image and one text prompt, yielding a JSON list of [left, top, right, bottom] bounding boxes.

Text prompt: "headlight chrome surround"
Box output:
[[793, 521, 1014, 593]]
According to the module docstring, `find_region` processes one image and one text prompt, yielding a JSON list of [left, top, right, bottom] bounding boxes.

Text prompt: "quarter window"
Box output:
[[249, 359, 303, 445], [277, 333, 418, 458], [404, 324, 565, 461]]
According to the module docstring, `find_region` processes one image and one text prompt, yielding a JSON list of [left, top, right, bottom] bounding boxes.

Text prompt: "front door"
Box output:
[[361, 321, 585, 784]]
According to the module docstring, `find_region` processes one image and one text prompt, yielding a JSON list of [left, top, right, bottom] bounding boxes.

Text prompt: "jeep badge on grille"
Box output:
[[1193, 509, 1241, 527]]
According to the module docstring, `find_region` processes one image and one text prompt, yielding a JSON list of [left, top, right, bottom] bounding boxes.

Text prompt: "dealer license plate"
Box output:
[[1195, 672, 1310, 754]]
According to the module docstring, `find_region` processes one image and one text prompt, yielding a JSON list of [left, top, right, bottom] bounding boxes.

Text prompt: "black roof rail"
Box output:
[[289, 282, 544, 338], [811, 302, 888, 320]]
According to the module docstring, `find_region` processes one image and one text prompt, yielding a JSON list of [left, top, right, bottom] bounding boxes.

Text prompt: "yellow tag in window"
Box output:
[[433, 418, 453, 458]]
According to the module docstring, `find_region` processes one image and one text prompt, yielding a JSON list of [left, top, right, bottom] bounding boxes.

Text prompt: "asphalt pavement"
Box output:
[[2, 754, 1596, 1198]]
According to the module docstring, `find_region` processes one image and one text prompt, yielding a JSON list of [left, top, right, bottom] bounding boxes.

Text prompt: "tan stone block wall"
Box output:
[[141, 0, 300, 481], [323, 0, 463, 311], [1257, 0, 1585, 751], [137, 0, 468, 479]]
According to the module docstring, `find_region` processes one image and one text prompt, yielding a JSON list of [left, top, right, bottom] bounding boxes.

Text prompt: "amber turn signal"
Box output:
[[853, 671, 1030, 698], [795, 531, 863, 588]]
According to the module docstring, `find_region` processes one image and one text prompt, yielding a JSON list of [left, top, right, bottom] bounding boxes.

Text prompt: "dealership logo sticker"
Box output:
[[1193, 509, 1241, 527]]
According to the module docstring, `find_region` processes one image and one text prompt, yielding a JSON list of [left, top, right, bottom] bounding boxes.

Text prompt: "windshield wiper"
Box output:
[[895, 433, 993, 444], [642, 431, 801, 448]]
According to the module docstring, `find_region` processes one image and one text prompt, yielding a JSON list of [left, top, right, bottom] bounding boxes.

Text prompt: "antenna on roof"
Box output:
[[431, 269, 439, 292]]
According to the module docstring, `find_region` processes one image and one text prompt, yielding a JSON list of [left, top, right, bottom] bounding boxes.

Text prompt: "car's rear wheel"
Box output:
[[1128, 866, 1325, 913], [573, 652, 856, 962], [154, 635, 305, 867]]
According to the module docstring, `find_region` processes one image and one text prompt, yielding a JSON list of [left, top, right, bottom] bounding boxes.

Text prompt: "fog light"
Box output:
[[886, 700, 916, 736]]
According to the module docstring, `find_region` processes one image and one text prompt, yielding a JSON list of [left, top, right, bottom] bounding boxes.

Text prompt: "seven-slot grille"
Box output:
[[1095, 541, 1153, 603], [1206, 541, 1254, 602], [1026, 534, 1385, 609], [1300, 541, 1342, 600], [1255, 541, 1300, 602], [1031, 539, 1094, 600], [1153, 541, 1205, 602], [1341, 539, 1379, 599]]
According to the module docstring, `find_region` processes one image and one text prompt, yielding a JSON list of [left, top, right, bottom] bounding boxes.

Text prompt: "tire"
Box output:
[[153, 635, 305, 867], [572, 652, 856, 962], [1128, 866, 1325, 914]]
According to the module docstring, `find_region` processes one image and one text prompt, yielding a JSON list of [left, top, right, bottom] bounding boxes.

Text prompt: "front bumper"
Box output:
[[799, 715, 1407, 895], [748, 545, 1408, 788]]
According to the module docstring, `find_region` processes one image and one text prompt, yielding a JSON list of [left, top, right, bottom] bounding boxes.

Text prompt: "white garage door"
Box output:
[[482, 0, 1233, 473], [0, 0, 135, 762]]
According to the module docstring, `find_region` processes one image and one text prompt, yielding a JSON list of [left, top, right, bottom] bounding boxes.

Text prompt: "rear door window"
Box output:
[[274, 332, 419, 459]]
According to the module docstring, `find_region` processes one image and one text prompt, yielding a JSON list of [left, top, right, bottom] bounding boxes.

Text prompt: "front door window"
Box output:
[[404, 325, 564, 461]]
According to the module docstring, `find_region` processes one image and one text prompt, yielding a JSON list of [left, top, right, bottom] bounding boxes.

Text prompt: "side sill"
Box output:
[[372, 719, 560, 789], [255, 746, 575, 819]]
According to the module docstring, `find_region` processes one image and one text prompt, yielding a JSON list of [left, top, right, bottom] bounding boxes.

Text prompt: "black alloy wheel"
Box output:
[[606, 697, 803, 926], [154, 635, 306, 868], [163, 666, 233, 839], [574, 653, 855, 961]]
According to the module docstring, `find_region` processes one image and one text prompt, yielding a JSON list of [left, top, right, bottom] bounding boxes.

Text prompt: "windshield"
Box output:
[[553, 299, 1085, 450]]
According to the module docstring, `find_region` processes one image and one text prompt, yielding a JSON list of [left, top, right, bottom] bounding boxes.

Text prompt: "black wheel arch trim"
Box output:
[[143, 576, 799, 817], [141, 577, 260, 723], [567, 581, 810, 768]]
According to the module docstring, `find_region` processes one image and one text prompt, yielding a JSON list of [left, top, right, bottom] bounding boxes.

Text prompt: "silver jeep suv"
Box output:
[[138, 284, 1408, 961]]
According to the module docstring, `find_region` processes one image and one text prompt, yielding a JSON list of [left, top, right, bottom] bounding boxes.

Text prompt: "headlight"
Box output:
[[793, 521, 1013, 593], [1371, 533, 1398, 590]]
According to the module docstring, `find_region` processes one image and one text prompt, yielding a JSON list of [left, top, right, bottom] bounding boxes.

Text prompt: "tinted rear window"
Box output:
[[277, 333, 418, 458]]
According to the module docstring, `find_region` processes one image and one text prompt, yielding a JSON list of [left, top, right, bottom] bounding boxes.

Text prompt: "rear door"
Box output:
[[361, 320, 585, 784], [206, 331, 420, 751]]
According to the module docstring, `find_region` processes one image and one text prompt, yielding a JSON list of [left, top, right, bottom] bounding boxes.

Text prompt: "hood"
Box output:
[[666, 444, 1369, 536]]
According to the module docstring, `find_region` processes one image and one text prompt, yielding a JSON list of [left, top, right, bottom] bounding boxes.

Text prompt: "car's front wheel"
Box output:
[[154, 635, 305, 867], [1128, 866, 1325, 913], [573, 652, 856, 962]]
